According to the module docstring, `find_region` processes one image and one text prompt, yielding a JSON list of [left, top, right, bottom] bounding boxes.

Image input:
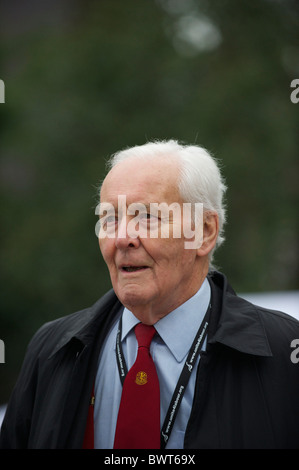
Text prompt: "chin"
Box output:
[[116, 285, 148, 309]]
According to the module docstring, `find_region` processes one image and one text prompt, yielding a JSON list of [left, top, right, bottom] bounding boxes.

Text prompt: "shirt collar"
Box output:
[[121, 278, 211, 363]]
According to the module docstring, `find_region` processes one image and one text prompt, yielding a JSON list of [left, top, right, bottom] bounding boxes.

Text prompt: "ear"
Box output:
[[196, 211, 219, 257]]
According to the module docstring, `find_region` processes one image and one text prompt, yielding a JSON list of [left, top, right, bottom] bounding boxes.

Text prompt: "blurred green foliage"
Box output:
[[0, 0, 298, 402]]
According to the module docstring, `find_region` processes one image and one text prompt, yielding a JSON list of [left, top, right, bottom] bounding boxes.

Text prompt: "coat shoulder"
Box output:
[[236, 293, 299, 356], [26, 289, 119, 360], [255, 303, 299, 348]]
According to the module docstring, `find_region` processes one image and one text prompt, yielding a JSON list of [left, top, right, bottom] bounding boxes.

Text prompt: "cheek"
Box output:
[[148, 239, 186, 270], [169, 243, 196, 270]]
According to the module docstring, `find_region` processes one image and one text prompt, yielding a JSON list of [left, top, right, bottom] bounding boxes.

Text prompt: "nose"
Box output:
[[115, 215, 140, 249]]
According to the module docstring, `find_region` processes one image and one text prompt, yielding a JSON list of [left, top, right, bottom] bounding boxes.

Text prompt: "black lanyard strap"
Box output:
[[115, 304, 211, 449], [115, 319, 128, 384], [160, 309, 209, 448]]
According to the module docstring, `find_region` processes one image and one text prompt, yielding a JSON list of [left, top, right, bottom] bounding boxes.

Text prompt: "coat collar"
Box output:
[[49, 272, 273, 359], [208, 271, 273, 357], [48, 289, 122, 358]]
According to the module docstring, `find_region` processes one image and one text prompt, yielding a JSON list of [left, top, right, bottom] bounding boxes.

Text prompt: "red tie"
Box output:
[[113, 323, 160, 449]]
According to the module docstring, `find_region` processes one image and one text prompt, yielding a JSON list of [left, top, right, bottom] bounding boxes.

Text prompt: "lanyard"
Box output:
[[115, 304, 211, 449]]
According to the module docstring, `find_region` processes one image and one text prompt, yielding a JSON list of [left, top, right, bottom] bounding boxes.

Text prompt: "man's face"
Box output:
[[98, 157, 204, 324]]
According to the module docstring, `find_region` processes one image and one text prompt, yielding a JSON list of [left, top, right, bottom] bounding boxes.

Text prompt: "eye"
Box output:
[[139, 212, 159, 223], [101, 214, 118, 228], [106, 215, 117, 224]]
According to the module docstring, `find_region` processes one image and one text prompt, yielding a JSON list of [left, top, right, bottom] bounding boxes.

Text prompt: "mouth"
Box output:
[[120, 265, 149, 273]]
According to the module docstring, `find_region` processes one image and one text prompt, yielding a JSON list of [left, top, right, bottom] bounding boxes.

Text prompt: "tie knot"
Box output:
[[134, 323, 156, 349]]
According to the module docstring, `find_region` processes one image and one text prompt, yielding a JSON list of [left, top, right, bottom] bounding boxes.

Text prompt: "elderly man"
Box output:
[[1, 140, 299, 449]]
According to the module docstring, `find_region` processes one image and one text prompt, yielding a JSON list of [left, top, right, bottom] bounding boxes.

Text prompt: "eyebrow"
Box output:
[[131, 203, 151, 210], [98, 201, 152, 217]]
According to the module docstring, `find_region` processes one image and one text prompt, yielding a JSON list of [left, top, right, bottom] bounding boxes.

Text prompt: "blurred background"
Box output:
[[0, 0, 298, 405]]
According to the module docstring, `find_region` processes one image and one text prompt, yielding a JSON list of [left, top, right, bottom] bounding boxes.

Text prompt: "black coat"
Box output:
[[1, 272, 299, 449]]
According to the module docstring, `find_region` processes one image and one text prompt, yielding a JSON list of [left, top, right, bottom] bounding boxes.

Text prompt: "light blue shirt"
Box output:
[[94, 278, 211, 449]]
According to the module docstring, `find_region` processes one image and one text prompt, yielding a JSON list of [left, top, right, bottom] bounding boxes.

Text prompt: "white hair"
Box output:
[[105, 139, 227, 268]]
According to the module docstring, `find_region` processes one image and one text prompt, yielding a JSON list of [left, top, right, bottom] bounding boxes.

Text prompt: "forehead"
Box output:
[[100, 157, 181, 204]]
